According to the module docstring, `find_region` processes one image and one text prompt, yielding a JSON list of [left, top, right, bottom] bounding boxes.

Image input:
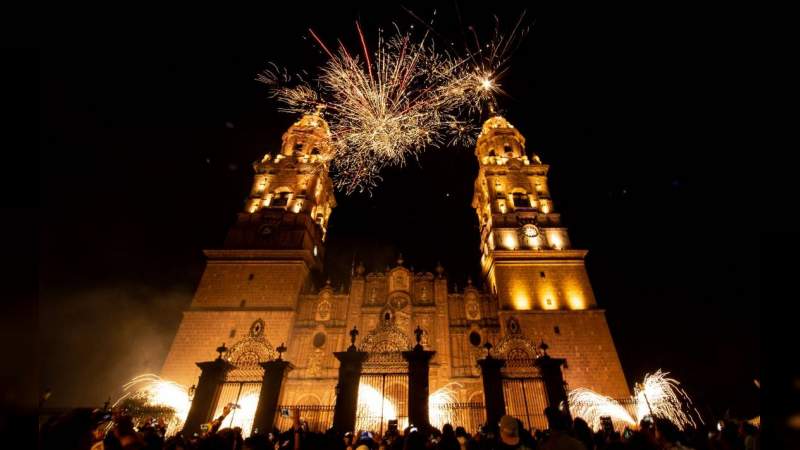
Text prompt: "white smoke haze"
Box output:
[[39, 282, 192, 408]]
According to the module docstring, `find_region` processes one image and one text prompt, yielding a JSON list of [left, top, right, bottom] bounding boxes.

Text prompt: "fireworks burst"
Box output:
[[429, 382, 463, 429], [355, 382, 398, 432], [569, 370, 703, 432], [568, 388, 637, 431], [634, 370, 702, 430], [114, 374, 191, 436], [257, 12, 530, 194]]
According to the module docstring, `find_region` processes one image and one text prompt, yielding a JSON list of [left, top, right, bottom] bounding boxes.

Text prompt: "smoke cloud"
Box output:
[[39, 282, 192, 408]]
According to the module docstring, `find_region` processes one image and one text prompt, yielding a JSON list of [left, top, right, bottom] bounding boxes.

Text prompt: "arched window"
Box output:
[[488, 149, 496, 157], [310, 147, 320, 155], [512, 192, 531, 208], [504, 143, 513, 156], [271, 191, 292, 207]]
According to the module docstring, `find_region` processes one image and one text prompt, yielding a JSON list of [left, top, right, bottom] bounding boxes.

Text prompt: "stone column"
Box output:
[[183, 345, 235, 436], [534, 342, 570, 418], [251, 343, 294, 436], [402, 326, 435, 431], [477, 343, 506, 431], [332, 327, 368, 433]]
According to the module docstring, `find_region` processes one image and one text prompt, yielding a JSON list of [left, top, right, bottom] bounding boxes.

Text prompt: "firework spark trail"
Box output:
[[258, 14, 529, 194], [634, 370, 702, 430], [114, 374, 191, 437], [569, 370, 703, 432], [429, 382, 463, 430], [568, 388, 637, 431]]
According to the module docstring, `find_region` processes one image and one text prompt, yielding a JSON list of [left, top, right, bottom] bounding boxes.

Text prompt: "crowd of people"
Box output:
[[39, 405, 760, 450]]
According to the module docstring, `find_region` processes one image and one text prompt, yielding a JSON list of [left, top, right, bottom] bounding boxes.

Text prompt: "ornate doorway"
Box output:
[[355, 318, 411, 434], [495, 320, 550, 431], [212, 320, 277, 436]]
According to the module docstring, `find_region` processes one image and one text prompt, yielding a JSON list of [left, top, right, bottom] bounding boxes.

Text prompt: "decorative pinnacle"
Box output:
[[276, 342, 287, 360], [538, 340, 549, 356], [349, 326, 359, 349], [216, 343, 228, 360], [435, 261, 444, 278], [397, 253, 404, 266], [467, 276, 473, 287], [483, 341, 493, 358]]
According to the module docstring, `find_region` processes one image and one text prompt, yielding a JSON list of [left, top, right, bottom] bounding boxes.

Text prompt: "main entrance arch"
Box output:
[[355, 318, 412, 434]]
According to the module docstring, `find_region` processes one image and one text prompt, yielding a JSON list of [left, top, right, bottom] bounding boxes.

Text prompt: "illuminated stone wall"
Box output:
[[497, 310, 630, 398], [160, 113, 631, 415], [161, 309, 295, 389]]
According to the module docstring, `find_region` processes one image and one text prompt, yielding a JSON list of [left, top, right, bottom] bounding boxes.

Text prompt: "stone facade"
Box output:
[[160, 113, 630, 412]]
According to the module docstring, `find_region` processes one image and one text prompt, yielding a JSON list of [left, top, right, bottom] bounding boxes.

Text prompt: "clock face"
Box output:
[[521, 224, 539, 238]]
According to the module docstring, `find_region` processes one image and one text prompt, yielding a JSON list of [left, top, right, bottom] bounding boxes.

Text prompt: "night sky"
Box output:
[[39, 3, 759, 419]]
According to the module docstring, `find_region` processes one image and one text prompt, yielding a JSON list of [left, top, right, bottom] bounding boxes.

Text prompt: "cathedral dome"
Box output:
[[475, 114, 526, 160], [479, 115, 516, 137], [279, 108, 333, 158], [290, 110, 331, 137]]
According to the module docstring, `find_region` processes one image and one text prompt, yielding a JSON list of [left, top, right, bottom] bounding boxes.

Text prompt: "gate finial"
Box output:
[[483, 341, 493, 359], [349, 325, 359, 350], [276, 342, 287, 360], [216, 343, 228, 360], [537, 339, 549, 357]]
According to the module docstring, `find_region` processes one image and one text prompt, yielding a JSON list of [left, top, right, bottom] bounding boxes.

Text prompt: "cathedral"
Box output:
[[160, 112, 629, 435]]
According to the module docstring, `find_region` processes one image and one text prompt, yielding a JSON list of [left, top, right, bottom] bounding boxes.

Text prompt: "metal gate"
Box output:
[[430, 402, 486, 434], [500, 356, 550, 431], [211, 381, 262, 436], [273, 404, 336, 432], [356, 372, 408, 435], [502, 377, 548, 431]]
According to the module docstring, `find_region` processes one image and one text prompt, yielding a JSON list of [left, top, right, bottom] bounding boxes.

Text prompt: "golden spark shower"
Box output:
[[568, 370, 704, 432], [113, 374, 191, 437], [257, 11, 529, 194]]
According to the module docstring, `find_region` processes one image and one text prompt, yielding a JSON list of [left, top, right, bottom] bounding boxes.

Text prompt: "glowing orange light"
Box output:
[[513, 293, 531, 310], [568, 294, 586, 310], [542, 298, 559, 310], [549, 232, 563, 250], [502, 233, 517, 250]]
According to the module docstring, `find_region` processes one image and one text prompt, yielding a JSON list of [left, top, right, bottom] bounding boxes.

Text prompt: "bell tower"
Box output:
[[225, 111, 336, 265], [160, 112, 337, 389], [471, 115, 597, 311]]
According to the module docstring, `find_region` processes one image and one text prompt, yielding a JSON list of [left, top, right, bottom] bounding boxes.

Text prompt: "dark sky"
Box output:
[[39, 3, 759, 419]]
